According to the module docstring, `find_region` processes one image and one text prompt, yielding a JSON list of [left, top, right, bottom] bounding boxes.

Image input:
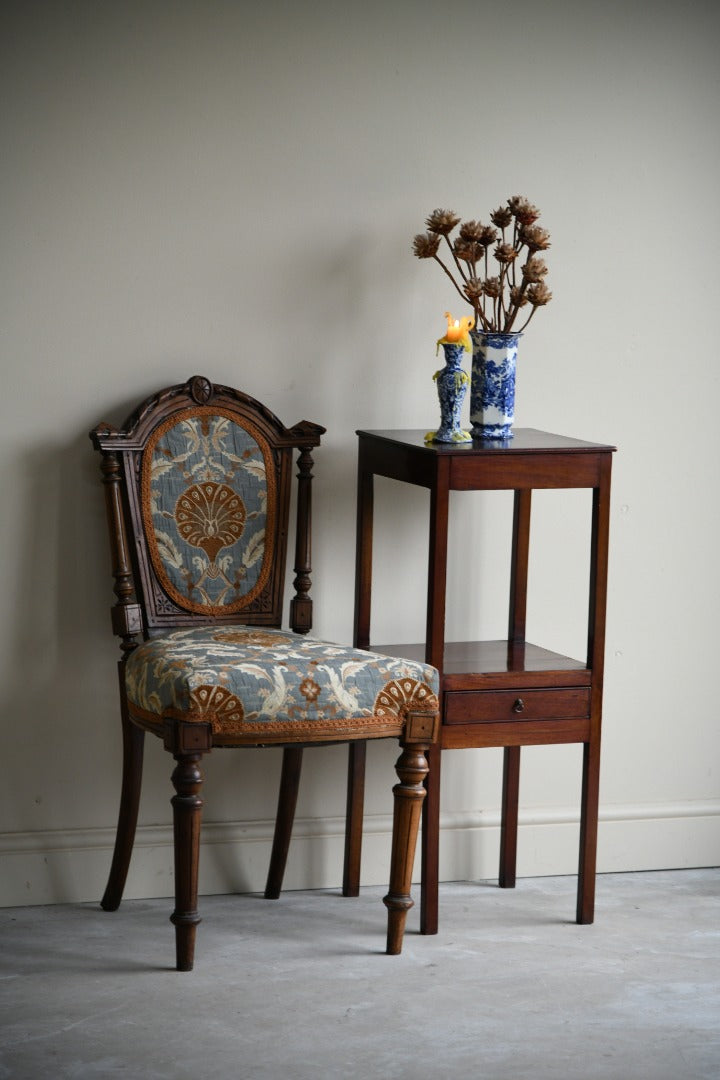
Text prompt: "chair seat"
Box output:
[[125, 625, 439, 746]]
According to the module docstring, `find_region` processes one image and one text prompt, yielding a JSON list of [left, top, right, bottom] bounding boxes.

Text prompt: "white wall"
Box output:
[[2, 0, 719, 907]]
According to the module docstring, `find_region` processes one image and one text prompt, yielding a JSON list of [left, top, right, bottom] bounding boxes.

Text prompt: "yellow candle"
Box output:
[[445, 319, 462, 342], [439, 312, 475, 351]]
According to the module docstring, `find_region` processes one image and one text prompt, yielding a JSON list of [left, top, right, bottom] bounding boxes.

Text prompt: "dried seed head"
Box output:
[[527, 282, 553, 307], [509, 286, 529, 307], [413, 232, 441, 259], [425, 208, 461, 235], [454, 239, 483, 263], [464, 277, 484, 302], [458, 220, 485, 243], [491, 205, 513, 229], [494, 243, 518, 264], [510, 197, 540, 226], [519, 225, 551, 252], [483, 277, 501, 299], [480, 225, 498, 247], [522, 257, 549, 282]]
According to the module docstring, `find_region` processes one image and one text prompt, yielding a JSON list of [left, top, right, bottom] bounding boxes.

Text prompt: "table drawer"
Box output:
[[444, 687, 591, 725]]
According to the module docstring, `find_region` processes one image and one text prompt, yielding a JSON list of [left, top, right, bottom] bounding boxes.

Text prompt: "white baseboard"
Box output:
[[1, 800, 718, 908]]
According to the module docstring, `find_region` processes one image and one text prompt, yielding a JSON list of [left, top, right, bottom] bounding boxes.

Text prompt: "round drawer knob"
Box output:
[[512, 698, 525, 714]]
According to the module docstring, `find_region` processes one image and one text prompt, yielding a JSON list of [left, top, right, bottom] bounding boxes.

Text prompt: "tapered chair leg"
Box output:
[[101, 683, 145, 911], [343, 741, 366, 897], [383, 739, 430, 955], [170, 753, 205, 972], [265, 747, 303, 899]]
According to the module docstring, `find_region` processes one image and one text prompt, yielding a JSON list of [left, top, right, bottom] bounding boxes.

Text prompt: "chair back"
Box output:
[[90, 375, 324, 651]]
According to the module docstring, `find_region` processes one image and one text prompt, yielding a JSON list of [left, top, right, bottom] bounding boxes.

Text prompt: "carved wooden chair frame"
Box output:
[[90, 375, 439, 969]]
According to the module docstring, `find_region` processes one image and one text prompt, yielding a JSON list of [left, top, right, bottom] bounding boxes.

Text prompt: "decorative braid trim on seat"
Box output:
[[127, 699, 410, 746]]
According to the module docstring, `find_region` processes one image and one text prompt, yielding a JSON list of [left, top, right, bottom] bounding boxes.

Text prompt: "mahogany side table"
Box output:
[[347, 428, 615, 934]]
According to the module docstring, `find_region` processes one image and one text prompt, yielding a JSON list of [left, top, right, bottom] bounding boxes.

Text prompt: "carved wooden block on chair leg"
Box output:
[[383, 709, 438, 955]]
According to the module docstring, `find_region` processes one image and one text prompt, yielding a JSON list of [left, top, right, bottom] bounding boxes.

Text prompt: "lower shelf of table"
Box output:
[[368, 639, 591, 691]]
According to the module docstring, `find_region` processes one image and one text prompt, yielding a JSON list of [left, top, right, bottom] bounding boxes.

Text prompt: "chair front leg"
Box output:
[[384, 712, 436, 955], [170, 752, 206, 972]]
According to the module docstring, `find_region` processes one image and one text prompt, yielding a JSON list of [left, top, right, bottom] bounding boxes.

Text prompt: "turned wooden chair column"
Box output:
[[169, 752, 205, 972], [164, 719, 213, 972]]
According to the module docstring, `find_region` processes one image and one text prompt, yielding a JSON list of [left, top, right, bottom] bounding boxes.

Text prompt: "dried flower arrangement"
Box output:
[[413, 197, 552, 334]]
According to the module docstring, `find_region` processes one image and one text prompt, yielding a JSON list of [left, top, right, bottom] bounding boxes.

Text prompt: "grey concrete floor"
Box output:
[[1, 869, 718, 1080]]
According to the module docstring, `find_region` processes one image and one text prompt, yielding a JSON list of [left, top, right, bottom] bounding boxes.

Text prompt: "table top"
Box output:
[[357, 428, 616, 455]]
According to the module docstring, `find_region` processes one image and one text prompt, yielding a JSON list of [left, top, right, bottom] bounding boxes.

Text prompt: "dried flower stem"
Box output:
[[433, 252, 471, 308], [515, 305, 539, 334]]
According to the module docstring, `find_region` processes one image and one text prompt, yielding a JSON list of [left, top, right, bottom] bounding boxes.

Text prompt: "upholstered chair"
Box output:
[[90, 376, 439, 970]]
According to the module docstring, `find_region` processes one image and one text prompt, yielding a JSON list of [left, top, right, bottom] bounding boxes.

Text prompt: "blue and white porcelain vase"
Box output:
[[428, 342, 471, 443], [469, 331, 521, 440]]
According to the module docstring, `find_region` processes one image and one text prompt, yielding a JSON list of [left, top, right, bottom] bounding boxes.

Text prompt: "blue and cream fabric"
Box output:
[[141, 408, 275, 615], [125, 626, 440, 745]]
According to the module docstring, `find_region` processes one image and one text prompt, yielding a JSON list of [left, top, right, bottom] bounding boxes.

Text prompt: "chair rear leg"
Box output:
[[265, 747, 303, 899], [101, 685, 145, 911], [343, 741, 366, 897], [384, 735, 430, 955], [170, 752, 205, 972]]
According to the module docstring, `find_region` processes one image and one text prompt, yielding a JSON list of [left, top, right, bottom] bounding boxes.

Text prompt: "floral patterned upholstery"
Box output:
[[125, 625, 440, 746], [141, 409, 275, 614]]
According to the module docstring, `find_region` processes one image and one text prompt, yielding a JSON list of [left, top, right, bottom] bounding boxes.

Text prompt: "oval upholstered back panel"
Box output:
[[140, 407, 277, 615]]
